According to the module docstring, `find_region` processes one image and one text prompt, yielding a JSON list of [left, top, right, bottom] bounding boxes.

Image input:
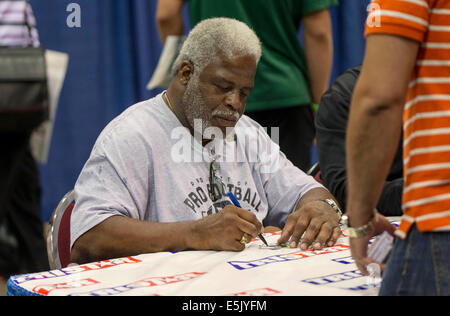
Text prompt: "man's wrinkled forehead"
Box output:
[[199, 52, 257, 83]]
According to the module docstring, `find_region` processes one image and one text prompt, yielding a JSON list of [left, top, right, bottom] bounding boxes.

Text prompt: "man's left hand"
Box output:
[[349, 213, 396, 275], [277, 200, 341, 250]]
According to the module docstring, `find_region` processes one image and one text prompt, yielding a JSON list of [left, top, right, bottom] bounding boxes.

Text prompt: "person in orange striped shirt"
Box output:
[[346, 0, 450, 295]]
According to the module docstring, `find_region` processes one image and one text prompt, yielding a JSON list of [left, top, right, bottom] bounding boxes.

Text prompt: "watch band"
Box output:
[[319, 199, 343, 221], [341, 214, 376, 238]]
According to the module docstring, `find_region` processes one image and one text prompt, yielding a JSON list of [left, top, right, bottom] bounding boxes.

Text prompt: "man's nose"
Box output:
[[225, 90, 243, 111]]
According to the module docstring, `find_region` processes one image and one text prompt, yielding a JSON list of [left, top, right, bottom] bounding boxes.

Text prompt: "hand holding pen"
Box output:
[[227, 192, 269, 246], [192, 203, 264, 251]]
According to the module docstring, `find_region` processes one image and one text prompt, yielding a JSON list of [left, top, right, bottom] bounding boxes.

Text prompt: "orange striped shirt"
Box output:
[[366, 0, 450, 238]]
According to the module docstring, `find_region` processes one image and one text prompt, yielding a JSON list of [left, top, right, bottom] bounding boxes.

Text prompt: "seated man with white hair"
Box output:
[[70, 18, 341, 264]]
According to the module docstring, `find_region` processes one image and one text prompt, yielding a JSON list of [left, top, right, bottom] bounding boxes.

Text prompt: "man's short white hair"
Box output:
[[172, 17, 262, 77]]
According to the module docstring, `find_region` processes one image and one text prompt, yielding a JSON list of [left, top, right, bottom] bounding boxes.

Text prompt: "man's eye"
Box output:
[[215, 84, 231, 91]]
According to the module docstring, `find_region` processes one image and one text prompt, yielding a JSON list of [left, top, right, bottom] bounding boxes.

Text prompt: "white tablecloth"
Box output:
[[8, 227, 394, 296]]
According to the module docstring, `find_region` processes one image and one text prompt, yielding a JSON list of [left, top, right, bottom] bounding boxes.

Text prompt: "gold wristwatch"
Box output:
[[341, 214, 376, 238]]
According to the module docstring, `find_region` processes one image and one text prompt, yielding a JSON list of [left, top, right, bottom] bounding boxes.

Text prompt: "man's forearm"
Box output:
[[71, 206, 264, 264], [345, 34, 419, 227], [303, 10, 333, 104], [71, 216, 197, 264], [346, 92, 403, 226], [157, 16, 184, 44], [304, 36, 333, 104], [156, 0, 185, 43]]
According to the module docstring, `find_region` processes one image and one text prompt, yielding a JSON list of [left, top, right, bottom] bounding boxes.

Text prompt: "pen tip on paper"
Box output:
[[259, 234, 269, 246]]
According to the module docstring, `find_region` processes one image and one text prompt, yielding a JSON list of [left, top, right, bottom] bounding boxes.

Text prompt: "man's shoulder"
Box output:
[[94, 94, 169, 150]]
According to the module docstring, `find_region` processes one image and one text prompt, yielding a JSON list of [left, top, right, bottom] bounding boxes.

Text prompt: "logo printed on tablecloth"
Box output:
[[331, 256, 355, 265], [302, 269, 377, 291], [228, 245, 350, 270], [302, 270, 363, 285], [70, 272, 206, 296], [12, 257, 142, 284], [32, 278, 100, 295]]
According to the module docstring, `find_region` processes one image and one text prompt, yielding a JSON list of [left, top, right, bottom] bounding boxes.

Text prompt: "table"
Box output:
[[7, 222, 399, 297]]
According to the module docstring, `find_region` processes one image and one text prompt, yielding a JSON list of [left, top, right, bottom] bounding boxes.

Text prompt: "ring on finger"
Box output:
[[240, 233, 251, 244]]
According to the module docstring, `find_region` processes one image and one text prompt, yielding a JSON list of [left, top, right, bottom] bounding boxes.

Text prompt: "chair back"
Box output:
[[46, 190, 75, 270]]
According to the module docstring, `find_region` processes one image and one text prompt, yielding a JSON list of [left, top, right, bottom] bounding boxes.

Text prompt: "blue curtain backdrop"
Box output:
[[30, 0, 371, 221]]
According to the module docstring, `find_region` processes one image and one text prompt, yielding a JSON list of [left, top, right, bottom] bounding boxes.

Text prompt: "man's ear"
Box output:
[[177, 61, 194, 85]]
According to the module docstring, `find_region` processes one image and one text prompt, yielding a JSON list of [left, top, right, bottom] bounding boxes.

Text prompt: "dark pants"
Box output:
[[246, 105, 315, 172], [0, 133, 49, 276], [379, 225, 450, 296]]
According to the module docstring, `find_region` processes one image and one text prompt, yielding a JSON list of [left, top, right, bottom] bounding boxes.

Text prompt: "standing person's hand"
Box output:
[[348, 212, 397, 275]]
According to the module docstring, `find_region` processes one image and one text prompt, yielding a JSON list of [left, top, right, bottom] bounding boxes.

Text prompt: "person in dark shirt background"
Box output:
[[315, 66, 403, 216]]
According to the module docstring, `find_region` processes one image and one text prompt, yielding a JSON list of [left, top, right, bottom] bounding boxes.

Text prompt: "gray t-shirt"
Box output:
[[70, 92, 324, 248]]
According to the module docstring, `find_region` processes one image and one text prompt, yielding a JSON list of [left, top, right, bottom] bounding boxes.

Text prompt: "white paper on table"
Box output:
[[30, 50, 69, 164], [146, 35, 185, 90]]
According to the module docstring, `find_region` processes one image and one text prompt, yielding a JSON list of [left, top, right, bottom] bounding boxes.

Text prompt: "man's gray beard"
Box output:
[[182, 76, 222, 141], [182, 75, 241, 142]]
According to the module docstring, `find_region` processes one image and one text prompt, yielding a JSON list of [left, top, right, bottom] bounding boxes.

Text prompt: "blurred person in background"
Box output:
[[0, 0, 49, 281]]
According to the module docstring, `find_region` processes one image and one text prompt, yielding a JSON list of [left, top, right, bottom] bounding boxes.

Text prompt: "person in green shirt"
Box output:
[[156, 0, 337, 171]]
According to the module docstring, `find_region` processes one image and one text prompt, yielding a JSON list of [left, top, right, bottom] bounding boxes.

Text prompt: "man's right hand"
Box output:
[[189, 205, 264, 251], [71, 205, 264, 264]]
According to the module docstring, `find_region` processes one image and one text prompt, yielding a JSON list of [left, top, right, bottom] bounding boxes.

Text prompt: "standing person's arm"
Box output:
[[156, 0, 185, 44], [346, 34, 419, 274], [302, 9, 334, 105]]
